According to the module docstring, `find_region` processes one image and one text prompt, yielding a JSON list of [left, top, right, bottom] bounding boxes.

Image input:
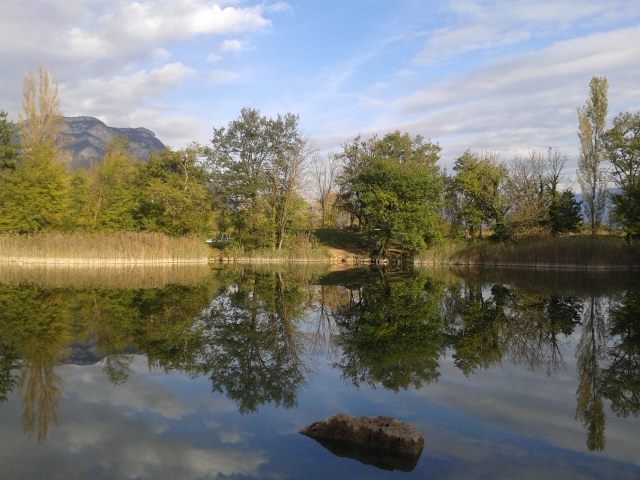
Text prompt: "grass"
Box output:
[[417, 235, 640, 269], [0, 231, 211, 265], [313, 228, 371, 255]]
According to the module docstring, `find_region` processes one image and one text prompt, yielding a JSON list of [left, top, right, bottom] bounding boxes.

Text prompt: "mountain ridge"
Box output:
[[59, 116, 166, 169]]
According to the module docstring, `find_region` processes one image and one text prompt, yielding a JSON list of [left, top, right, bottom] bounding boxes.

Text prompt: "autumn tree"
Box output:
[[0, 68, 71, 233], [310, 153, 341, 227], [19, 67, 62, 152], [577, 76, 608, 235]]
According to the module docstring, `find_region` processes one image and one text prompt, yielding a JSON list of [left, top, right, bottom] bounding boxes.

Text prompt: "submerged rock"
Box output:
[[300, 413, 424, 471]]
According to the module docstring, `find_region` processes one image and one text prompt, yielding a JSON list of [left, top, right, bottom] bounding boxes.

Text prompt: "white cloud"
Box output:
[[415, 0, 632, 64]]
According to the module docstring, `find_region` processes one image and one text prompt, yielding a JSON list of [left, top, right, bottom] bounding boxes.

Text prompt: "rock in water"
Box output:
[[300, 413, 424, 471]]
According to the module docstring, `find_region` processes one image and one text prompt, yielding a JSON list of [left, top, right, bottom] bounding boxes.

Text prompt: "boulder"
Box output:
[[300, 413, 424, 471]]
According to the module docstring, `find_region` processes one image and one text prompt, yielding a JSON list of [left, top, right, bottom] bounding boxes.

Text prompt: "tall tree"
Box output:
[[19, 67, 61, 152], [208, 108, 307, 249], [577, 76, 608, 236], [604, 111, 640, 238], [0, 69, 70, 233]]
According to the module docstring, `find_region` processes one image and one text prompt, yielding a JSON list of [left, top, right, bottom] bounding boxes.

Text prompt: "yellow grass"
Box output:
[[417, 236, 640, 269], [0, 231, 211, 265]]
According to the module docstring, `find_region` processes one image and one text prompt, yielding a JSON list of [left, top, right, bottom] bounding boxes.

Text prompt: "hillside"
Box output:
[[59, 116, 165, 169]]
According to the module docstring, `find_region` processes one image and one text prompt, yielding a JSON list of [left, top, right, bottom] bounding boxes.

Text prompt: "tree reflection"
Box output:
[[445, 283, 510, 375], [575, 296, 607, 451], [199, 271, 309, 413], [330, 271, 445, 391], [601, 290, 640, 417]]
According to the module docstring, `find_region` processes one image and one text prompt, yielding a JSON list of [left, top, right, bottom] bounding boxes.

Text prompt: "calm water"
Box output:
[[0, 265, 638, 479]]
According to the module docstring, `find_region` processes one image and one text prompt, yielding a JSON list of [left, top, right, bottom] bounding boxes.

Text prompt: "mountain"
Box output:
[[59, 116, 166, 169]]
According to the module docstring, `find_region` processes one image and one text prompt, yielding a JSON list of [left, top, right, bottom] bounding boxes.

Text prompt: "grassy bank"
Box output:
[[417, 236, 640, 269], [0, 232, 210, 265]]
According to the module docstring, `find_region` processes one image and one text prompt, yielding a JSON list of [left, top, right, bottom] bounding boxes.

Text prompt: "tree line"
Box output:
[[0, 68, 638, 255]]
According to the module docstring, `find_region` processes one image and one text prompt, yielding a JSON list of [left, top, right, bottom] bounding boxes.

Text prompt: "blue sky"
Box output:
[[1, 0, 639, 175]]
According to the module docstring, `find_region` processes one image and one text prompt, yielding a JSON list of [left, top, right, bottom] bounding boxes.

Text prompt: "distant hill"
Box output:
[[58, 116, 166, 169]]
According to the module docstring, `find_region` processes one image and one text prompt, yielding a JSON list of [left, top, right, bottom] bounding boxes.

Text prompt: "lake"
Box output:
[[0, 265, 638, 479]]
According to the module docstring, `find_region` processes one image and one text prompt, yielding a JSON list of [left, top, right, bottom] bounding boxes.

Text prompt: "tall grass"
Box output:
[[0, 231, 211, 265], [417, 236, 640, 269]]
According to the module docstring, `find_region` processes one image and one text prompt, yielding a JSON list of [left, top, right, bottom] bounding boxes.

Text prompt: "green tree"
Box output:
[[136, 145, 213, 236], [604, 111, 640, 238], [577, 76, 608, 236], [0, 109, 19, 172], [0, 146, 71, 233], [548, 190, 582, 236], [208, 108, 308, 249], [89, 137, 141, 230], [451, 150, 506, 238]]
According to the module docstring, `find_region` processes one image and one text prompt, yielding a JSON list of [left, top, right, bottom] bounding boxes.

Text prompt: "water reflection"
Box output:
[[0, 266, 638, 457]]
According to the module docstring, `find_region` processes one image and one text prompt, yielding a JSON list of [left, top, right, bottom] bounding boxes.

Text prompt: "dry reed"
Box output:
[[0, 231, 211, 265]]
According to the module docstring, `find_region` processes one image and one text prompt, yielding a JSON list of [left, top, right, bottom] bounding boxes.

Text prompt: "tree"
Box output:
[[451, 150, 506, 238], [0, 110, 19, 172], [604, 111, 640, 238], [548, 190, 582, 236], [311, 153, 341, 227], [335, 135, 376, 227], [577, 76, 608, 236], [89, 136, 141, 230], [0, 68, 71, 233], [344, 132, 443, 257], [208, 108, 307, 249], [503, 152, 548, 237], [136, 145, 213, 236], [0, 145, 71, 233], [19, 67, 61, 152]]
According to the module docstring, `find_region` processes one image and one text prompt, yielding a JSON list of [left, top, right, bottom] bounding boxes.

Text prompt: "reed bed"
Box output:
[[417, 236, 640, 269], [0, 231, 211, 265]]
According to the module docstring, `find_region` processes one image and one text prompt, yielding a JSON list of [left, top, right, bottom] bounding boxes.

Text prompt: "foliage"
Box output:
[[0, 109, 19, 172], [135, 145, 213, 236], [548, 190, 582, 236], [577, 76, 609, 235], [605, 111, 640, 238], [336, 131, 443, 257], [89, 137, 141, 230], [450, 150, 506, 238], [0, 146, 71, 234], [208, 108, 309, 249]]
